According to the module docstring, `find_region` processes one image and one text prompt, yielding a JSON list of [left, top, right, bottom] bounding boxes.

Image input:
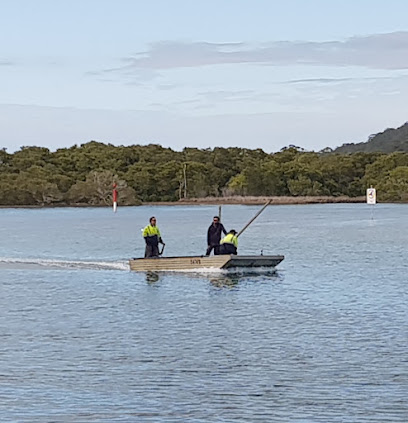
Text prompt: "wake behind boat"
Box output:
[[129, 254, 284, 272]]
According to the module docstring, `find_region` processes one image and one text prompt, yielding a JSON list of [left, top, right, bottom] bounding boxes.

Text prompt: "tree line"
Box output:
[[0, 141, 408, 206]]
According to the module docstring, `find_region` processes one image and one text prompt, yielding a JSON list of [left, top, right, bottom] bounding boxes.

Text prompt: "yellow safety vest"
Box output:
[[220, 233, 238, 247], [143, 225, 161, 238]]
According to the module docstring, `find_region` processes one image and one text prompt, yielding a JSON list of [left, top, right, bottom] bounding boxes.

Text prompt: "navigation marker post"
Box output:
[[366, 186, 376, 220], [113, 182, 118, 213]]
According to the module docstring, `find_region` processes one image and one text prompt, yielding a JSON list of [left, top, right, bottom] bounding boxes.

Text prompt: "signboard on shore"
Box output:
[[367, 188, 376, 204]]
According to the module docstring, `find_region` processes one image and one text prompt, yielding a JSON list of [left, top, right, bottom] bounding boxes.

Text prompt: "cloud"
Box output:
[[87, 65, 160, 84], [284, 74, 408, 86], [0, 60, 15, 66], [108, 32, 408, 73], [197, 90, 256, 102], [286, 78, 354, 84], [157, 84, 179, 90]]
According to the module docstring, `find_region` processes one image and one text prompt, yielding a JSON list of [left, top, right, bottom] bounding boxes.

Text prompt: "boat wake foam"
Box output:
[[0, 257, 130, 271]]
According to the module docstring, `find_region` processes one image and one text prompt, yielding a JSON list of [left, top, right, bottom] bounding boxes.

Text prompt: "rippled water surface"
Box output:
[[0, 204, 407, 422]]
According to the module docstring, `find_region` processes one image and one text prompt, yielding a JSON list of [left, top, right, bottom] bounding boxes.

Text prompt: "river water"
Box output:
[[0, 204, 407, 422]]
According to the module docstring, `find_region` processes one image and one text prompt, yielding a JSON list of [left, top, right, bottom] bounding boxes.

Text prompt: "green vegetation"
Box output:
[[1, 141, 408, 206], [334, 122, 408, 153]]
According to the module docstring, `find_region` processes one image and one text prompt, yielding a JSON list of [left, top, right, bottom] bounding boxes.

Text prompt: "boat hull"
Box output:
[[129, 255, 284, 272]]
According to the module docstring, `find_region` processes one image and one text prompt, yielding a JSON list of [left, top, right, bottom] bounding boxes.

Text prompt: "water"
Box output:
[[0, 204, 407, 422]]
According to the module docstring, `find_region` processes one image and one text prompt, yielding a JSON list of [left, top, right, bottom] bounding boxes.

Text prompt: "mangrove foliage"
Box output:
[[1, 142, 408, 206]]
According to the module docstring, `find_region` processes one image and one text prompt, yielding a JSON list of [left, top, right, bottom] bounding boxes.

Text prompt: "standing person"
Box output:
[[143, 216, 165, 258], [219, 230, 238, 255], [206, 216, 227, 256]]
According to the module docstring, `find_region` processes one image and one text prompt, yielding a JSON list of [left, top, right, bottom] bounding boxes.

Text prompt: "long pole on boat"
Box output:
[[237, 200, 272, 237]]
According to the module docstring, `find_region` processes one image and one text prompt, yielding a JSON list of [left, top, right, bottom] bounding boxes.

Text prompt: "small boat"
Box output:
[[129, 254, 284, 272]]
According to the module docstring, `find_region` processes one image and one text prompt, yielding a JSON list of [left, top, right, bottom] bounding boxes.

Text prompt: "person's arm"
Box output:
[[157, 227, 164, 245], [142, 226, 149, 242], [207, 226, 211, 245], [221, 224, 227, 235]]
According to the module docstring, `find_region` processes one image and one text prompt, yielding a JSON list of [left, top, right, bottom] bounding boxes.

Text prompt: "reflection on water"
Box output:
[[209, 270, 280, 288], [145, 271, 160, 284], [209, 274, 241, 288], [143, 268, 282, 288]]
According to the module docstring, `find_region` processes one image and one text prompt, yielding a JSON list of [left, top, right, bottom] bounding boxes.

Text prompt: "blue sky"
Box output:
[[1, 0, 408, 153]]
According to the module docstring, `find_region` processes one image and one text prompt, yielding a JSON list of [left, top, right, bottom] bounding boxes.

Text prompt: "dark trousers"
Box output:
[[206, 244, 220, 256], [145, 244, 159, 258], [219, 243, 237, 255]]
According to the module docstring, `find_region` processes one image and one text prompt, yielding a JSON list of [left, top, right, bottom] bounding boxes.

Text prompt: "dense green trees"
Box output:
[[0, 141, 407, 206]]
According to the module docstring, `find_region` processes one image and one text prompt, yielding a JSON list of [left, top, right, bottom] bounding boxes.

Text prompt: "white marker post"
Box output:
[[367, 187, 376, 220]]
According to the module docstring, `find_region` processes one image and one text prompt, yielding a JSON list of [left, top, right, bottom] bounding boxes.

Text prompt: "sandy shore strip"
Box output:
[[0, 196, 367, 208], [147, 196, 366, 206]]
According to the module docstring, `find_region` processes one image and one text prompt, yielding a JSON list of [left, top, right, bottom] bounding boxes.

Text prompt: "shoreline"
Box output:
[[149, 195, 366, 205], [0, 196, 367, 209]]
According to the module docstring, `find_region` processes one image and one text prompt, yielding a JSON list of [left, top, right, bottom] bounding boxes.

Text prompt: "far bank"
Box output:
[[145, 195, 366, 206], [0, 195, 367, 209]]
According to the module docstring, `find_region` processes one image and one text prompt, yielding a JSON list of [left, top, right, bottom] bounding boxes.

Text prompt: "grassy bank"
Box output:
[[147, 196, 366, 206], [0, 195, 367, 208]]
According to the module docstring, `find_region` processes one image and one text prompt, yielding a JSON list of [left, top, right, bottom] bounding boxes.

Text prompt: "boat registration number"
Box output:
[[190, 259, 201, 264]]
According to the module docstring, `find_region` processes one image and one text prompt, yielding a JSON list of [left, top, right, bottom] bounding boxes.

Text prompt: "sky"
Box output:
[[1, 0, 408, 153]]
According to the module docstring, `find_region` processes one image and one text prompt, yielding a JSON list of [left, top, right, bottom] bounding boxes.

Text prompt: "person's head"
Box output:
[[150, 216, 157, 226], [229, 229, 237, 235], [212, 216, 220, 225]]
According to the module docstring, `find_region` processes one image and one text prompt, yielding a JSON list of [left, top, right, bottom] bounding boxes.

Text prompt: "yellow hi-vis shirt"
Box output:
[[220, 233, 238, 247], [143, 224, 161, 238]]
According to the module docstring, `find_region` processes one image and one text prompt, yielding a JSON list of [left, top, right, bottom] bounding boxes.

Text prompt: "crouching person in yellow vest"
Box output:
[[219, 230, 238, 255]]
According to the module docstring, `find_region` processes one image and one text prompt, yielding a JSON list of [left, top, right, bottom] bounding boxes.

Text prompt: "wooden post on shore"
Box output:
[[183, 163, 187, 198]]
